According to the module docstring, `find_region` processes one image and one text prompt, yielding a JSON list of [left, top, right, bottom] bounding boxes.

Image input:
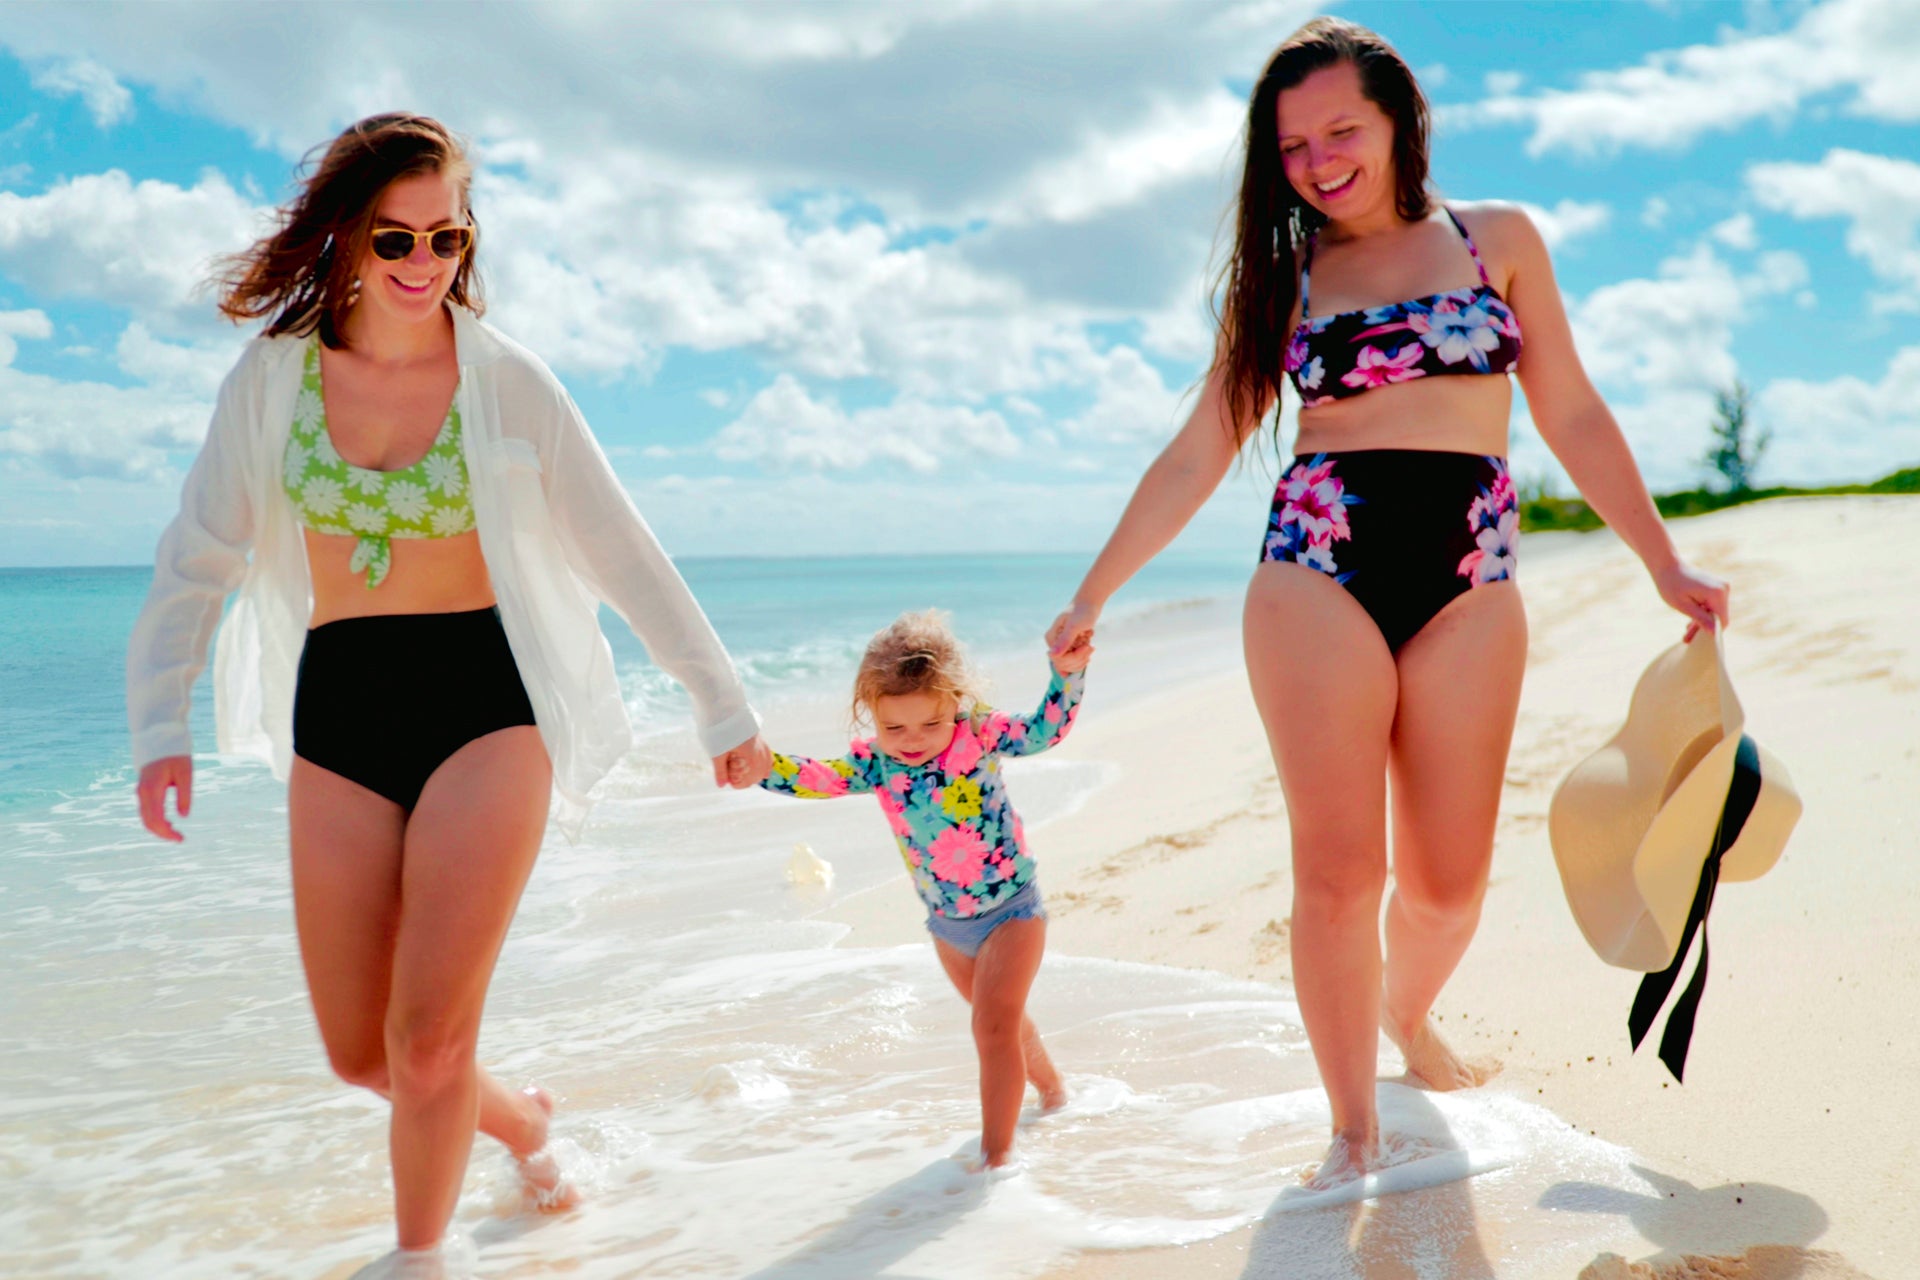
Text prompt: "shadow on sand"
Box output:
[[1236, 1087, 1498, 1280], [735, 1153, 991, 1280], [1545, 1164, 1833, 1275]]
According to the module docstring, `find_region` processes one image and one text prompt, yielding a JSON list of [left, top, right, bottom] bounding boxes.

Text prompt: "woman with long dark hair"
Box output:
[[128, 114, 770, 1269], [1047, 18, 1728, 1188]]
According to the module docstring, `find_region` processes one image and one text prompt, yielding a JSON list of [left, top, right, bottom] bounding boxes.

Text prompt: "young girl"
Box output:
[[750, 610, 1090, 1170]]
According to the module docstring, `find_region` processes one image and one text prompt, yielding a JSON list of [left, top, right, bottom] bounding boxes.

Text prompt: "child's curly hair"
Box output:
[[852, 609, 987, 730]]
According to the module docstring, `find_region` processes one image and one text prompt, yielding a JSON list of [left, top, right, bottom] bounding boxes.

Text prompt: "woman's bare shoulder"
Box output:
[[1447, 200, 1547, 255]]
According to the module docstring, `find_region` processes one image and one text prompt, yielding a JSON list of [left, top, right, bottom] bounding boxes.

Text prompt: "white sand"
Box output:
[[813, 495, 1919, 1278]]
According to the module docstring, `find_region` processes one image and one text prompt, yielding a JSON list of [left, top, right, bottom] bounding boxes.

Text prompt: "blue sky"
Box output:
[[1, 0, 1916, 566]]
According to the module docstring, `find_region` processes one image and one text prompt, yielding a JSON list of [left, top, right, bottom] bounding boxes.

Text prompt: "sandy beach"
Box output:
[[9, 496, 1911, 1278], [810, 495, 1919, 1279]]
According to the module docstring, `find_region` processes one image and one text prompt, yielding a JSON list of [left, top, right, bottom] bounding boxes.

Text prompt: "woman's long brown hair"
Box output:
[[214, 113, 483, 347], [1213, 17, 1433, 445]]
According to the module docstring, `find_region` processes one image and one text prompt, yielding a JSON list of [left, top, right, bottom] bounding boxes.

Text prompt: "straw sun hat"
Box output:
[[1548, 630, 1801, 1081]]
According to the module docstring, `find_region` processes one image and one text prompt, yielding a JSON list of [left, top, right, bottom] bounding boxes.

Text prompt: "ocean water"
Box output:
[[1, 554, 1652, 1278]]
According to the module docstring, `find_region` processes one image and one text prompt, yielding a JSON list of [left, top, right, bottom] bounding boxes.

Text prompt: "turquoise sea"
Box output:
[[0, 552, 1252, 811]]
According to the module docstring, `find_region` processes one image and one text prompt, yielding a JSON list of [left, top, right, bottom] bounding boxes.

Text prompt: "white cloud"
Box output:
[[1451, 0, 1920, 156], [1757, 345, 1920, 484], [29, 56, 131, 127], [614, 463, 1268, 559], [1484, 70, 1524, 96], [710, 373, 1020, 473], [1518, 199, 1612, 249], [1567, 243, 1809, 486], [113, 323, 237, 400], [1641, 196, 1670, 229], [0, 318, 220, 481], [1709, 212, 1759, 251], [1573, 243, 1805, 394], [996, 89, 1245, 227], [0, 1, 1315, 497], [474, 149, 1188, 403], [0, 306, 52, 364], [1748, 148, 1920, 313], [1059, 345, 1190, 442], [0, 169, 265, 330]]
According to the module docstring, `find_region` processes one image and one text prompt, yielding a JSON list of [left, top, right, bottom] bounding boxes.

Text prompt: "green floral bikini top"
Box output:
[[282, 338, 475, 587]]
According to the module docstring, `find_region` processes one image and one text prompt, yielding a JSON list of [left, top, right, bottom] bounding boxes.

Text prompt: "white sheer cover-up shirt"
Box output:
[[126, 306, 760, 839]]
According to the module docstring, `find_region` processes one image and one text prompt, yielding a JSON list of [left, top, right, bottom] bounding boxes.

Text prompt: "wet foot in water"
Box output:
[[511, 1086, 581, 1212], [1301, 1131, 1376, 1192]]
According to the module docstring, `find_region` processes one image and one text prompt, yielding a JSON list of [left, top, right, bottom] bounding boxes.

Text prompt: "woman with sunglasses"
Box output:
[[127, 114, 770, 1272]]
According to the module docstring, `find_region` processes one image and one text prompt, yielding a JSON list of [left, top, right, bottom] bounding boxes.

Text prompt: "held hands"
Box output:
[[1045, 600, 1098, 674], [1653, 559, 1731, 643], [713, 733, 774, 790], [137, 755, 193, 842]]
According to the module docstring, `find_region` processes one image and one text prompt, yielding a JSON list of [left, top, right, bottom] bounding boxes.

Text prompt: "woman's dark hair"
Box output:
[[214, 113, 483, 346], [1214, 17, 1432, 443]]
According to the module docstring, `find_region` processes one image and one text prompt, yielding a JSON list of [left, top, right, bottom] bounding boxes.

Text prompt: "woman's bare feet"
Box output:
[[1381, 1007, 1500, 1091], [967, 1144, 1024, 1176], [510, 1086, 581, 1212], [1301, 1130, 1376, 1192]]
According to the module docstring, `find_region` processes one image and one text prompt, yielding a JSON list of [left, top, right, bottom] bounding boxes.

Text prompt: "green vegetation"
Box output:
[[1519, 464, 1920, 534], [1702, 380, 1768, 494]]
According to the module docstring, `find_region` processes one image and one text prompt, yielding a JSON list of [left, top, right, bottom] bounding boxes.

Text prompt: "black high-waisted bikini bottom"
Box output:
[[293, 607, 538, 811], [1259, 450, 1519, 653]]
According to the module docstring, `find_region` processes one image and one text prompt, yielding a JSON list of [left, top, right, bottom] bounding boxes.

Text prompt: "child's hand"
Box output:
[[713, 734, 774, 789], [1050, 633, 1094, 674], [1046, 601, 1098, 668]]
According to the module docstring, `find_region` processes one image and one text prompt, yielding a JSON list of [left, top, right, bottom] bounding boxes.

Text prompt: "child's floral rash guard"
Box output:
[[760, 667, 1085, 919]]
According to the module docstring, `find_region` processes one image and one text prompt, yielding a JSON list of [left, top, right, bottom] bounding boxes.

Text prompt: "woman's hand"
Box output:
[[1652, 559, 1731, 643], [137, 755, 193, 842], [1050, 631, 1095, 675], [1046, 600, 1100, 668], [714, 734, 774, 790]]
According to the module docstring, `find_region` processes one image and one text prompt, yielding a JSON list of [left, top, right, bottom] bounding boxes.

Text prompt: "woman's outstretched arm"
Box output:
[[1047, 361, 1250, 654]]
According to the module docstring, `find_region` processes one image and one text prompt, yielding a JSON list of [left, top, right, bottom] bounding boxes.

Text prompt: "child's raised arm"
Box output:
[[981, 664, 1087, 760], [758, 745, 879, 799]]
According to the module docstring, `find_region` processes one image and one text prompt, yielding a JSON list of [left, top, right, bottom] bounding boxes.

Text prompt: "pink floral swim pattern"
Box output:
[[760, 666, 1085, 919], [1284, 209, 1524, 408], [1264, 453, 1362, 582], [1457, 459, 1519, 585]]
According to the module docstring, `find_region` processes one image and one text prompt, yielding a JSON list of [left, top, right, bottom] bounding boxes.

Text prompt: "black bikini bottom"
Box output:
[[1259, 449, 1519, 653], [293, 607, 538, 811]]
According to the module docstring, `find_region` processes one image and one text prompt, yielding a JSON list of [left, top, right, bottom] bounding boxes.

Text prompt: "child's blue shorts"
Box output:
[[925, 881, 1047, 958]]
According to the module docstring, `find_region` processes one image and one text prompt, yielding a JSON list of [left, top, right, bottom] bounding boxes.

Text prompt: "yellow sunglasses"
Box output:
[[369, 225, 473, 262]]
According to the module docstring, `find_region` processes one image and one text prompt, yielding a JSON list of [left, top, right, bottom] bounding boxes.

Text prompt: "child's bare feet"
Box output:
[[1021, 1021, 1067, 1113], [510, 1086, 581, 1212], [1381, 1005, 1500, 1091]]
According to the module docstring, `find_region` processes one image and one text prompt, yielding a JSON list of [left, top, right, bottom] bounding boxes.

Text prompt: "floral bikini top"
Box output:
[[282, 338, 475, 588], [1284, 207, 1523, 409]]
